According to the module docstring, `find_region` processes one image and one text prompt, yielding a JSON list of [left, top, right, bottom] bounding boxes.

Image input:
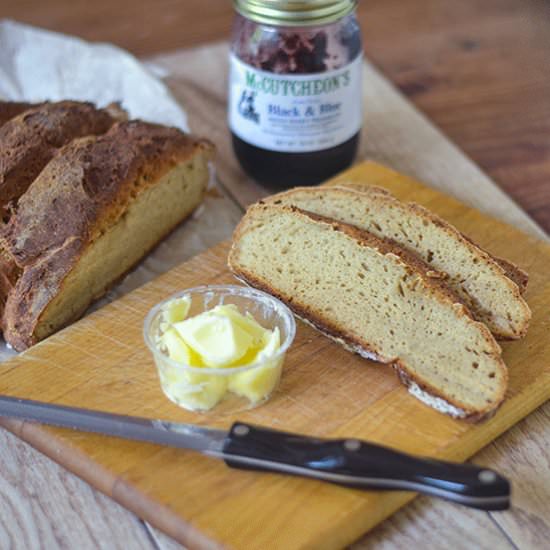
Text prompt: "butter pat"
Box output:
[[228, 328, 282, 403], [173, 309, 254, 368], [162, 296, 191, 324], [154, 301, 283, 411], [215, 305, 266, 346], [161, 327, 202, 366], [159, 363, 228, 411]]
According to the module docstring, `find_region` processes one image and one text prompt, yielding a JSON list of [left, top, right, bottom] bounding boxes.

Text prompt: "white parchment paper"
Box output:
[[0, 19, 189, 131]]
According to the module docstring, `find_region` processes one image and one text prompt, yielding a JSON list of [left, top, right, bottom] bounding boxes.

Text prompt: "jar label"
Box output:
[[228, 53, 363, 153]]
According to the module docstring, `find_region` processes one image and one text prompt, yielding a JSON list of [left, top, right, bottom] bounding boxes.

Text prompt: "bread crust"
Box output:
[[0, 101, 42, 128], [0, 101, 126, 214], [229, 203, 507, 421], [1, 121, 214, 350], [0, 241, 21, 316]]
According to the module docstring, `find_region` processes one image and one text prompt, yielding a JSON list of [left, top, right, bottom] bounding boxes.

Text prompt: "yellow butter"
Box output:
[[228, 328, 282, 403], [214, 304, 267, 346], [160, 327, 202, 366], [173, 311, 254, 368], [158, 362, 228, 410], [155, 297, 282, 411], [162, 296, 191, 324]]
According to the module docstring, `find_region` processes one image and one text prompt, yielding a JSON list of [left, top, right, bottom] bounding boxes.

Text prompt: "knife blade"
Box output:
[[0, 395, 510, 510]]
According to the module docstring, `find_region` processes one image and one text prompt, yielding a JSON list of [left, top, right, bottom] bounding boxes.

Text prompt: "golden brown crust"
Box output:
[[1, 121, 214, 350], [3, 237, 83, 349], [494, 257, 528, 293], [2, 121, 211, 264], [0, 241, 21, 320], [228, 203, 507, 421], [0, 101, 126, 215], [0, 101, 128, 323], [0, 101, 42, 128]]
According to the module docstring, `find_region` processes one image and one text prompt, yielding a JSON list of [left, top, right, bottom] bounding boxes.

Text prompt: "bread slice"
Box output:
[[460, 234, 528, 295], [228, 203, 508, 421], [266, 186, 531, 339], [0, 101, 126, 216], [1, 121, 214, 350], [334, 182, 529, 293]]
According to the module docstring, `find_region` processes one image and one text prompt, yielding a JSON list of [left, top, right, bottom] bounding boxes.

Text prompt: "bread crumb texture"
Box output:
[[267, 186, 530, 339]]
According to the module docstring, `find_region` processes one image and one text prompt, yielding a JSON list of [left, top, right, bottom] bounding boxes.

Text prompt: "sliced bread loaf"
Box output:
[[1, 121, 214, 350], [228, 203, 508, 421], [266, 186, 530, 339], [0, 101, 126, 216]]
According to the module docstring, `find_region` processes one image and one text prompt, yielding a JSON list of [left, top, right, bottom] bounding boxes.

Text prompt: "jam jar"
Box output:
[[229, 0, 363, 187]]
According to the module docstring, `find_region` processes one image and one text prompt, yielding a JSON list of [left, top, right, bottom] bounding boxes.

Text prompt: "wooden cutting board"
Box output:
[[0, 160, 549, 549]]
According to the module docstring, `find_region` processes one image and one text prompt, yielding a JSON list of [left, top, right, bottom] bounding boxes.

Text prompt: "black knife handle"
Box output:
[[223, 423, 510, 510]]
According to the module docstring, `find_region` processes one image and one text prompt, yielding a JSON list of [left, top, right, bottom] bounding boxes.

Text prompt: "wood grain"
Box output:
[[0, 428, 155, 550], [480, 403, 550, 549], [3, 0, 549, 233], [0, 3, 547, 544], [352, 496, 514, 550], [365, 0, 550, 234], [1, 161, 550, 549]]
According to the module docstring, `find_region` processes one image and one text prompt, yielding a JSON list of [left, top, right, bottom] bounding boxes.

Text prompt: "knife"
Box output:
[[0, 395, 509, 510]]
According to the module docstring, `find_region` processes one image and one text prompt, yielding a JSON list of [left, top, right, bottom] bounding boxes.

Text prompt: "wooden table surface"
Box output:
[[2, 1, 549, 549]]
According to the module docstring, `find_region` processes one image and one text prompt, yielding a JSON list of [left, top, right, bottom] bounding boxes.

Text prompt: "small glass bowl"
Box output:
[[143, 285, 296, 414]]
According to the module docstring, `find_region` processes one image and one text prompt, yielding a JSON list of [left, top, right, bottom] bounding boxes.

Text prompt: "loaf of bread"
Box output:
[[0, 101, 126, 216], [1, 120, 214, 350], [228, 203, 508, 421], [266, 186, 531, 339]]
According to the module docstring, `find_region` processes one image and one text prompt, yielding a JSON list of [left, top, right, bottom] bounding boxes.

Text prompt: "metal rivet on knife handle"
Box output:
[[234, 424, 250, 437], [343, 439, 361, 451], [478, 470, 498, 484]]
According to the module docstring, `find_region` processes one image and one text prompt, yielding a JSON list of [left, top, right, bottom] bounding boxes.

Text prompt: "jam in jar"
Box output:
[[229, 1, 363, 188]]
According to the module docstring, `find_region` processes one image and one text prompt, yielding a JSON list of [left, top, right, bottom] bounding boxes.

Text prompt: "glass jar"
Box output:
[[228, 0, 363, 188]]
